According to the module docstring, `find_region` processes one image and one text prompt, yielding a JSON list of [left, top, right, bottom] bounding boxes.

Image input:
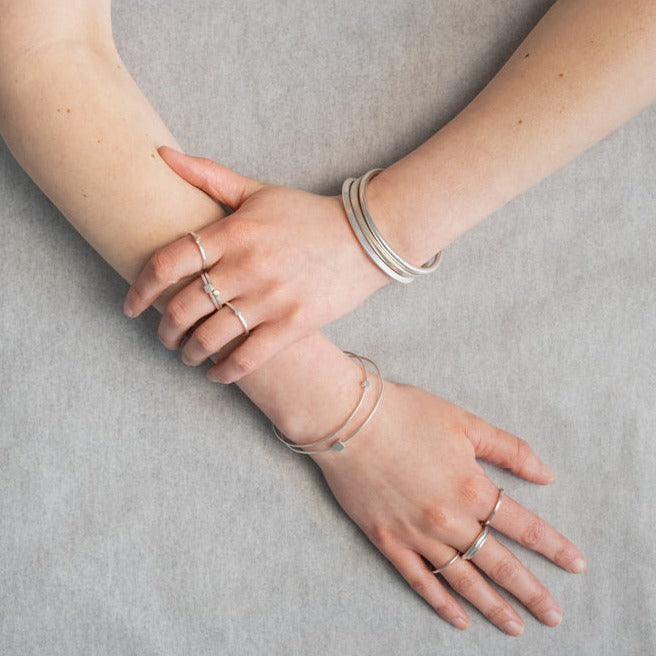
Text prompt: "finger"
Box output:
[[207, 321, 302, 383], [465, 418, 556, 484], [124, 224, 225, 318], [158, 146, 263, 209], [486, 494, 587, 574], [437, 556, 525, 636], [378, 542, 469, 630], [181, 297, 260, 367], [471, 533, 563, 627], [157, 272, 240, 350]]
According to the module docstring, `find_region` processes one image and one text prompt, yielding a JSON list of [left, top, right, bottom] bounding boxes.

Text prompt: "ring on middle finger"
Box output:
[[431, 551, 460, 576], [461, 525, 490, 561], [200, 271, 223, 310]]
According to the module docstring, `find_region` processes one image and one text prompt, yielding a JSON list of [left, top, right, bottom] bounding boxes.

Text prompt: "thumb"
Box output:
[[465, 419, 557, 485], [158, 145, 262, 209]]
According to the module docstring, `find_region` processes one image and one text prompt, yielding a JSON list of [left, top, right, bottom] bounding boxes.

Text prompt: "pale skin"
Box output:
[[0, 0, 588, 636], [125, 0, 656, 383]]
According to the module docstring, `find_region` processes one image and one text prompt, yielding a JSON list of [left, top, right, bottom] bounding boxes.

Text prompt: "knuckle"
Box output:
[[408, 576, 432, 598], [434, 601, 458, 620], [166, 297, 188, 328], [486, 603, 513, 626], [449, 573, 477, 596], [230, 352, 256, 377], [420, 505, 450, 532], [369, 523, 394, 548], [555, 545, 581, 570], [520, 518, 546, 549], [490, 558, 519, 586], [150, 248, 175, 284], [525, 588, 551, 614], [513, 438, 532, 470], [194, 328, 217, 355]]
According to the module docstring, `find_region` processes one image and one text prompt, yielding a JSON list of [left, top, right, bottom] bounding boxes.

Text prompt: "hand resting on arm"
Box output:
[[126, 0, 656, 383]]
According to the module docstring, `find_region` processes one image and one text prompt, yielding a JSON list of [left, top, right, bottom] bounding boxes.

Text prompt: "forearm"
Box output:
[[369, 0, 656, 264], [0, 9, 362, 452]]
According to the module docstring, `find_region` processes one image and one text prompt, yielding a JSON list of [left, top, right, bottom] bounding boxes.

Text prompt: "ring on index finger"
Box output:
[[483, 488, 505, 527], [189, 231, 208, 271]]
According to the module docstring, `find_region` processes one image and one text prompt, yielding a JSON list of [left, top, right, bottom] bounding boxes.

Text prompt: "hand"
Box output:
[[123, 147, 390, 382], [316, 382, 586, 635]]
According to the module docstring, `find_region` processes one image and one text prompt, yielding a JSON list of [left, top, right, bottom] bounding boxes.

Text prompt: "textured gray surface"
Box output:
[[1, 1, 655, 654]]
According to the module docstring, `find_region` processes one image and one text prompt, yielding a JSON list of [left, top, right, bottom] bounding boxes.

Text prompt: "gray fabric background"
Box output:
[[1, 1, 654, 654]]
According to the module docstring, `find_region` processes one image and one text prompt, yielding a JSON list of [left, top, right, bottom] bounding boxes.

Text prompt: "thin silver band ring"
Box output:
[[223, 301, 250, 337], [461, 526, 490, 561], [189, 231, 208, 271], [483, 488, 505, 527], [201, 271, 223, 310], [431, 552, 460, 576]]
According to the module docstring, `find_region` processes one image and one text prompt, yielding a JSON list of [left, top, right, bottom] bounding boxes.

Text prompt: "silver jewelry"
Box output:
[[461, 526, 490, 561], [431, 552, 459, 576], [274, 353, 370, 451], [200, 271, 223, 310], [483, 488, 505, 527], [341, 169, 442, 283], [272, 353, 384, 455], [189, 231, 208, 271], [223, 301, 249, 337]]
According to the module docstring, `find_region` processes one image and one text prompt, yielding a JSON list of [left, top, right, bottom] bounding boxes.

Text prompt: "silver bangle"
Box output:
[[273, 352, 370, 451], [341, 169, 442, 283], [272, 353, 384, 455]]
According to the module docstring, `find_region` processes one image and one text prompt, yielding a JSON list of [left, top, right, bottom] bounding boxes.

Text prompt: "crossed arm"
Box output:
[[122, 0, 656, 382], [0, 0, 587, 635]]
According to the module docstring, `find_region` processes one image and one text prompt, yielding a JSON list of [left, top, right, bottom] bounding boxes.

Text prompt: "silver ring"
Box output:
[[223, 301, 250, 337], [189, 231, 208, 271], [200, 271, 223, 310], [461, 525, 490, 561], [483, 488, 505, 527], [431, 552, 459, 576]]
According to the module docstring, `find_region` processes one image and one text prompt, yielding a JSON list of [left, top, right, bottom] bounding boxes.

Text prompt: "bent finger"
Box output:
[[157, 271, 242, 350], [124, 225, 225, 318], [158, 146, 263, 209], [181, 296, 260, 367], [207, 320, 302, 384]]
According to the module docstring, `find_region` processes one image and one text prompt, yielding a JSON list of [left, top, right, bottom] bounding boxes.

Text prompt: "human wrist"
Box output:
[[236, 332, 364, 446], [360, 162, 447, 271]]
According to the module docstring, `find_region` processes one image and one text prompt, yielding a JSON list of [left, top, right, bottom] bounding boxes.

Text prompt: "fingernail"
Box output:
[[182, 354, 192, 366], [570, 558, 587, 573], [543, 609, 562, 627], [503, 620, 524, 636], [452, 617, 468, 630], [123, 300, 135, 318], [540, 463, 556, 481]]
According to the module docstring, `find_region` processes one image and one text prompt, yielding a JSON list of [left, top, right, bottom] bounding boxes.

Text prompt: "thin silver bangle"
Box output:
[[272, 354, 384, 455], [272, 352, 370, 451]]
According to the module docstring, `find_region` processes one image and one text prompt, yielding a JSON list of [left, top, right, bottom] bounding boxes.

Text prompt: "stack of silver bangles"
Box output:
[[272, 352, 383, 455], [342, 168, 442, 283]]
